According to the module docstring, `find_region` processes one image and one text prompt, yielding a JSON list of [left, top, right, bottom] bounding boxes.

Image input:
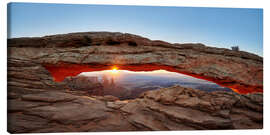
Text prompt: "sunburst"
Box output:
[[109, 67, 119, 74]]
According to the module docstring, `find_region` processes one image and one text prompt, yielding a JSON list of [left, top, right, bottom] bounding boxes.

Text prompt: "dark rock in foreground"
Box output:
[[8, 86, 262, 133]]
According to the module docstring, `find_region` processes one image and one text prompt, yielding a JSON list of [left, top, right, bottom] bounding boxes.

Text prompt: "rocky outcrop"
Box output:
[[7, 32, 263, 133], [8, 86, 262, 133], [62, 75, 132, 99], [8, 32, 263, 93], [63, 75, 104, 96]]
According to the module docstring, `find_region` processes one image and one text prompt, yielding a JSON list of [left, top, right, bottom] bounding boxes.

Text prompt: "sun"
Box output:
[[109, 67, 119, 74]]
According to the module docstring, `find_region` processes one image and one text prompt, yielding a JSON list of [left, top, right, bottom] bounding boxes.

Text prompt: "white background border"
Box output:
[[1, 0, 268, 135]]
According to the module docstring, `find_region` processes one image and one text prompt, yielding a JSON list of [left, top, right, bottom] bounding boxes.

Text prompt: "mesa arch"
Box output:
[[8, 32, 263, 94], [7, 32, 264, 133]]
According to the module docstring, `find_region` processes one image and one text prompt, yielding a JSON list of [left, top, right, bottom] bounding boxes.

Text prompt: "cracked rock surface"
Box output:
[[8, 86, 262, 133]]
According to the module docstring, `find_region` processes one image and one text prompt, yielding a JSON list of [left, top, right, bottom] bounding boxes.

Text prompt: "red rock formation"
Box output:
[[7, 32, 263, 133], [9, 32, 263, 94]]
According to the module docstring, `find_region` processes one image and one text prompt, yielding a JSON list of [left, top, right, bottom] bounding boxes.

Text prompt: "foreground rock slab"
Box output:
[[7, 86, 263, 133]]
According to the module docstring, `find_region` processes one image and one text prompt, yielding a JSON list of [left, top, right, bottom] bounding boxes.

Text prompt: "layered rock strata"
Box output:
[[8, 86, 263, 133], [7, 32, 263, 133], [8, 32, 263, 93]]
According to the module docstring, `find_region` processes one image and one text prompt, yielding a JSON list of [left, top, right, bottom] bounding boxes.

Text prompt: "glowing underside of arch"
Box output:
[[43, 62, 263, 94]]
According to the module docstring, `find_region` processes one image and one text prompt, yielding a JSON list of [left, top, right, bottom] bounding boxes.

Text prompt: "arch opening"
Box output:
[[74, 69, 233, 99], [42, 62, 255, 99], [43, 62, 262, 95]]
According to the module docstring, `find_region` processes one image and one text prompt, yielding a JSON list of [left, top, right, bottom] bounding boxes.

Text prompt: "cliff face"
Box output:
[[7, 32, 263, 133]]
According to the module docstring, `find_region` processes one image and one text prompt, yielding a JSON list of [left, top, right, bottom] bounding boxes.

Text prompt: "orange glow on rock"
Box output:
[[43, 62, 263, 94]]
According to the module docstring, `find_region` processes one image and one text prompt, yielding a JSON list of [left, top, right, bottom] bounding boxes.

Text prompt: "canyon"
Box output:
[[63, 71, 233, 100], [7, 32, 263, 133]]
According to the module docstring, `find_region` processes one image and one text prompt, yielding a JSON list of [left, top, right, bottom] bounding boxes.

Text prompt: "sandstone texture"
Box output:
[[8, 86, 262, 133], [7, 32, 263, 133], [8, 32, 263, 93]]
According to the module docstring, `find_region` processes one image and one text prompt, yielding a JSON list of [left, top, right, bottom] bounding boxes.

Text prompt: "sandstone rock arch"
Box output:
[[7, 32, 263, 133], [8, 32, 263, 94]]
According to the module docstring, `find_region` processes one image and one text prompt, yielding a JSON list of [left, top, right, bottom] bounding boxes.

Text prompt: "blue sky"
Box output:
[[8, 3, 263, 56]]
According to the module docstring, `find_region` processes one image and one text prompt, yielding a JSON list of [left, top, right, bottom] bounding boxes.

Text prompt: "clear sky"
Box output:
[[8, 3, 263, 56]]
